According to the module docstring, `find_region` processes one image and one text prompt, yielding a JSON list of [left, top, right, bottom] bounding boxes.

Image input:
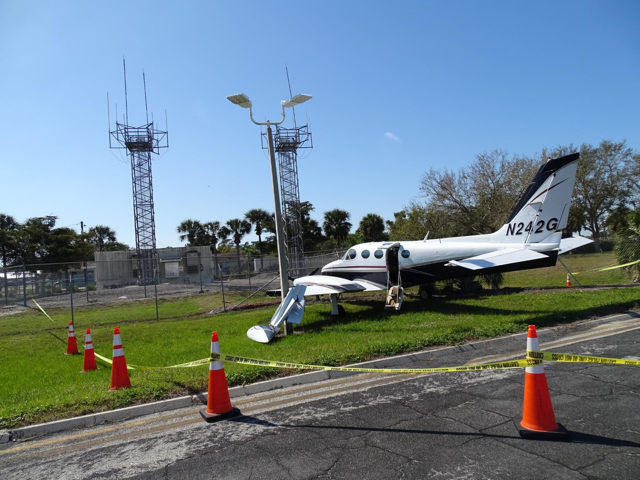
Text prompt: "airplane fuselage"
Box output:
[[321, 236, 560, 289]]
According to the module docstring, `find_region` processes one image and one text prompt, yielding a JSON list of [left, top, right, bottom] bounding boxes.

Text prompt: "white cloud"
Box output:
[[384, 132, 401, 143]]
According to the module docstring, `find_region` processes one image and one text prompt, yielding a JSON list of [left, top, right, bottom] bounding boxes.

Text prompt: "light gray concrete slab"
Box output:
[[9, 395, 195, 441]]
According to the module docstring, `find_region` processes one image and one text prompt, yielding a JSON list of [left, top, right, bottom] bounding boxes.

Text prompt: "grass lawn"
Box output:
[[1, 287, 639, 428], [503, 252, 630, 287]]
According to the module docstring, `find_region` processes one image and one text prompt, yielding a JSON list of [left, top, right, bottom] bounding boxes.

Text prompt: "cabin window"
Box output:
[[361, 250, 370, 259], [401, 250, 410, 258], [374, 249, 383, 259], [347, 249, 356, 260]]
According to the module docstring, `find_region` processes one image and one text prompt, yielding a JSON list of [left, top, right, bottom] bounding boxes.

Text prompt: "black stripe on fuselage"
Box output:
[[322, 250, 559, 289]]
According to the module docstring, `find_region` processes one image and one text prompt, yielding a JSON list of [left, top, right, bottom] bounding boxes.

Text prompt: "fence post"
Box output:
[[84, 262, 89, 303], [198, 251, 203, 293], [22, 262, 27, 307], [220, 269, 226, 312], [141, 255, 148, 298], [69, 272, 74, 327], [3, 266, 7, 305], [153, 256, 159, 321]]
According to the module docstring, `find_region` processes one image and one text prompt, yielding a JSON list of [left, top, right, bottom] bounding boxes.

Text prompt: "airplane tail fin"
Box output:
[[492, 153, 580, 244]]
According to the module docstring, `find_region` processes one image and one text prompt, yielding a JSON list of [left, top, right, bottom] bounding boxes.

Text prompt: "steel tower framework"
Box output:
[[268, 125, 312, 276], [109, 63, 168, 290]]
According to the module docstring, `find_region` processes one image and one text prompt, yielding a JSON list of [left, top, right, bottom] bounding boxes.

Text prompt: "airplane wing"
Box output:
[[559, 236, 593, 254], [247, 277, 385, 343], [446, 248, 549, 271], [293, 275, 385, 295]]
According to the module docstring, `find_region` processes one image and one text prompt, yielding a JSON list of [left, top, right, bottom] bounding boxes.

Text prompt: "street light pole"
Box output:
[[265, 122, 290, 299], [227, 93, 312, 336]]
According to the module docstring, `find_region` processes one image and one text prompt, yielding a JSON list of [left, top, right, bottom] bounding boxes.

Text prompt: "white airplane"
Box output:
[[248, 153, 592, 343]]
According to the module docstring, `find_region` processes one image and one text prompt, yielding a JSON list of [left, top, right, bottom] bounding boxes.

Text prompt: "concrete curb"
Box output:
[[3, 312, 634, 443]]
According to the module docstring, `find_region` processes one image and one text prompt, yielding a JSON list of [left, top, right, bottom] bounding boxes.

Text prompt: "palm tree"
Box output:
[[245, 208, 271, 269], [356, 213, 386, 242], [0, 214, 20, 304], [224, 218, 252, 274], [88, 225, 117, 252], [176, 219, 205, 246], [204, 221, 228, 278], [323, 209, 352, 247]]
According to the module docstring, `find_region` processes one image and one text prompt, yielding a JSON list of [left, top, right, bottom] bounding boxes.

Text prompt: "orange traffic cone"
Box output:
[[109, 327, 131, 390], [566, 274, 572, 287], [65, 321, 79, 355], [516, 325, 567, 439], [200, 332, 241, 422], [81, 328, 97, 373]]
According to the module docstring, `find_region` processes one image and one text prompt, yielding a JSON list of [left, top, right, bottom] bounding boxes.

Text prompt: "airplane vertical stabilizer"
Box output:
[[491, 153, 579, 244]]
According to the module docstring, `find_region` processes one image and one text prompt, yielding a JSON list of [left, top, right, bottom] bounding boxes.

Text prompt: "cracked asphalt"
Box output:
[[2, 312, 640, 479]]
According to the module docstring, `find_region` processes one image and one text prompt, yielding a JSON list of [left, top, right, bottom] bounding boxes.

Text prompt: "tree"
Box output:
[[386, 203, 454, 241], [203, 221, 228, 277], [88, 225, 117, 252], [244, 208, 271, 269], [627, 152, 640, 208], [0, 214, 19, 267], [12, 216, 93, 278], [223, 218, 251, 273], [356, 213, 387, 242], [419, 150, 541, 236], [605, 204, 632, 236], [0, 214, 20, 304], [613, 208, 640, 283], [300, 201, 324, 252], [103, 241, 130, 251], [572, 141, 634, 251], [14, 216, 58, 266], [176, 219, 206, 246], [47, 227, 94, 265], [322, 209, 352, 246]]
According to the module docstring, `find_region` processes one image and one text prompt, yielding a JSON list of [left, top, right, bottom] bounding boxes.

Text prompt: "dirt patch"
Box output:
[[0, 305, 28, 317]]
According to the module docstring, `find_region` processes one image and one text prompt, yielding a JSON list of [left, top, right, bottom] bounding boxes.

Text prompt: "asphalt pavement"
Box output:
[[2, 312, 640, 479]]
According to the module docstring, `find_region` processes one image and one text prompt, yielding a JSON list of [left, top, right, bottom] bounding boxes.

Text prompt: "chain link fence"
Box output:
[[1, 239, 638, 310]]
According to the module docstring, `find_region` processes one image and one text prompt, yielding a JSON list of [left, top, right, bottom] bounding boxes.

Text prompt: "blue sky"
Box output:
[[1, 1, 638, 248]]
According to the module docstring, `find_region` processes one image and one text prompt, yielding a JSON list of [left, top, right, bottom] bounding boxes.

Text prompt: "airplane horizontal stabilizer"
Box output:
[[559, 236, 593, 254], [447, 249, 548, 271], [293, 275, 383, 296]]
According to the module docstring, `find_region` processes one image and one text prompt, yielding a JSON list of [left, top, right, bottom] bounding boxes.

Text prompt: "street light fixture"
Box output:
[[227, 94, 252, 109], [227, 92, 312, 334]]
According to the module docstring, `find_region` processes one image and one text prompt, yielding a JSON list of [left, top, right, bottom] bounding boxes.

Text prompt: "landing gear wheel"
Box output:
[[418, 285, 431, 300], [337, 304, 346, 316]]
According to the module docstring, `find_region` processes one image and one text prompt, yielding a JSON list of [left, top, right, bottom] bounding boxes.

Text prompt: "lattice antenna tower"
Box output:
[[262, 67, 312, 277], [108, 59, 168, 292]]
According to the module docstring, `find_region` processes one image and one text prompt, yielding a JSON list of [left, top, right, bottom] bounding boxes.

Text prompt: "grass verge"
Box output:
[[502, 252, 630, 287], [1, 287, 638, 428]]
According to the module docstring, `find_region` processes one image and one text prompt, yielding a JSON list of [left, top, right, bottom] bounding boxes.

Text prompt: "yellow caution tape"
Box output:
[[210, 353, 541, 373], [596, 258, 640, 272], [91, 349, 640, 375], [528, 350, 640, 366], [94, 352, 210, 370], [32, 298, 57, 324], [573, 258, 640, 275]]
